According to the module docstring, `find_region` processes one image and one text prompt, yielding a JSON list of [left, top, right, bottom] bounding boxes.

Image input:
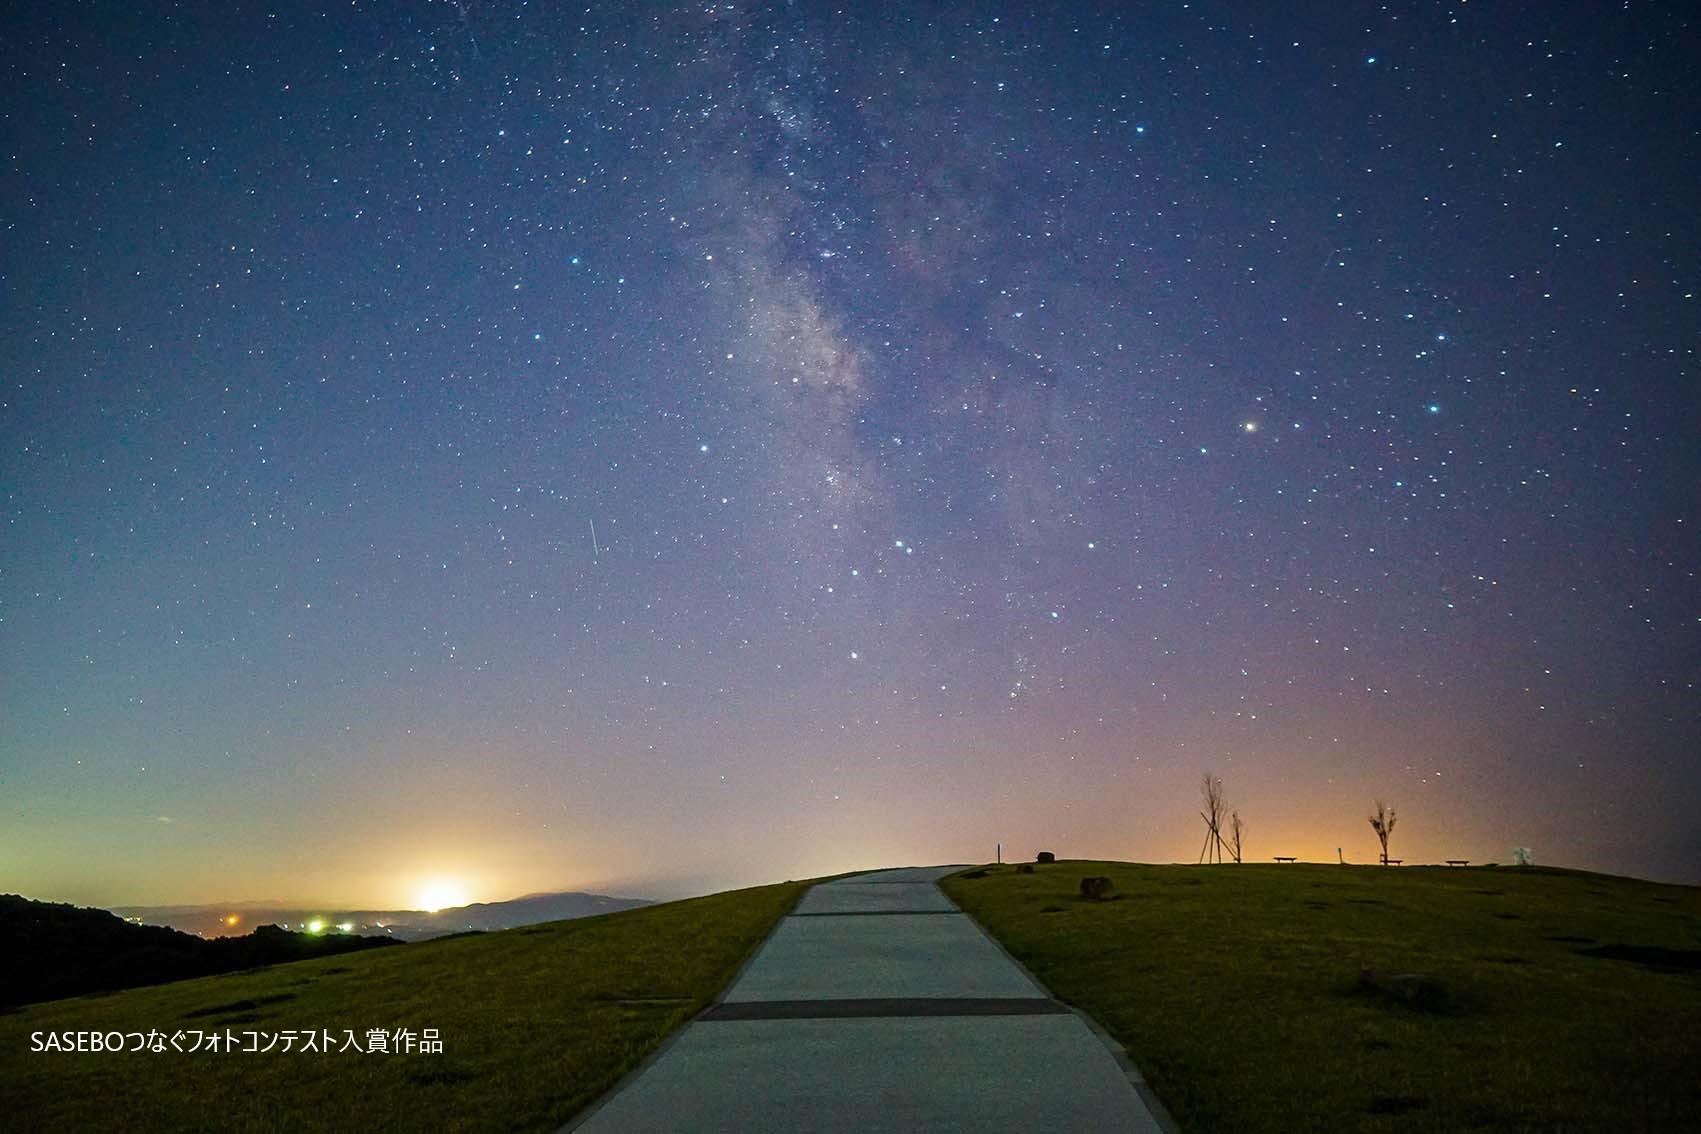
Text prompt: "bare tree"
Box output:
[[1198, 773, 1230, 864], [1369, 800, 1397, 865], [1229, 810, 1244, 864]]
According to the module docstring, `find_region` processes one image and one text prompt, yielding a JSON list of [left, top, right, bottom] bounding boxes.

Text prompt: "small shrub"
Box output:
[[1079, 876, 1116, 901]]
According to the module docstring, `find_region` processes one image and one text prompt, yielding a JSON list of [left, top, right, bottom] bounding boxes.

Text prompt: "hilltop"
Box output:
[[4, 864, 1698, 1131]]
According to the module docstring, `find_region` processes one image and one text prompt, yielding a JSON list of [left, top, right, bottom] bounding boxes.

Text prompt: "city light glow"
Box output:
[[416, 880, 471, 913]]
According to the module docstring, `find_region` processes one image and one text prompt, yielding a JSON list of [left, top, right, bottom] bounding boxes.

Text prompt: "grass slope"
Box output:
[[943, 861, 1701, 1132], [1, 879, 808, 1132]]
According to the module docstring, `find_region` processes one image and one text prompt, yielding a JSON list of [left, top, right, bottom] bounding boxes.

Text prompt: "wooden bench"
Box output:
[[1445, 859, 1470, 867], [1273, 856, 1296, 863], [1383, 859, 1403, 866]]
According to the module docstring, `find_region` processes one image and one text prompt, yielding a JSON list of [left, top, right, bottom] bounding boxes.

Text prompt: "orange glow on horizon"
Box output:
[[415, 879, 472, 913]]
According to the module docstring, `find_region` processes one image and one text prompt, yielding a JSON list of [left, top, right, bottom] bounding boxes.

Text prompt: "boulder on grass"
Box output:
[[1036, 851, 1056, 864], [1079, 876, 1116, 901], [1016, 863, 1035, 874]]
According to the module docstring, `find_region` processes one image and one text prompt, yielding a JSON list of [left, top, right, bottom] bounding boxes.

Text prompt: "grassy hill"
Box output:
[[0, 879, 808, 1132], [943, 861, 1701, 1132], [8, 863, 1697, 1131]]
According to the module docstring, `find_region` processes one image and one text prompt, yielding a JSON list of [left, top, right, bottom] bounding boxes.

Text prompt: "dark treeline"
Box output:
[[1, 894, 399, 1009]]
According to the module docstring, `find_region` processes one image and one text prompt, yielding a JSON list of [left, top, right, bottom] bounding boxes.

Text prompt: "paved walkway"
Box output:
[[568, 866, 1171, 1132]]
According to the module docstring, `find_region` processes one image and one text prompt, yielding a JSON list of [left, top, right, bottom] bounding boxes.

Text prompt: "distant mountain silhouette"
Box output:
[[112, 890, 653, 942], [1, 894, 400, 1010]]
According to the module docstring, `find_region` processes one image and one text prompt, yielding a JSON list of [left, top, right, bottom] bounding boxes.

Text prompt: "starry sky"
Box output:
[[4, 2, 1696, 909]]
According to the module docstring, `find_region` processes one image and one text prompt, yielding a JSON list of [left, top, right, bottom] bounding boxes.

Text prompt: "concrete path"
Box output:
[[568, 866, 1172, 1132]]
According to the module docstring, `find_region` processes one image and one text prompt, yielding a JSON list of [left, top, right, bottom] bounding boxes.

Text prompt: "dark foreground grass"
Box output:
[[943, 861, 1701, 1132], [0, 879, 808, 1132]]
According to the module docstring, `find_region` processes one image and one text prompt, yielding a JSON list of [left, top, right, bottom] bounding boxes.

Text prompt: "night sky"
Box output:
[[4, 2, 1696, 909]]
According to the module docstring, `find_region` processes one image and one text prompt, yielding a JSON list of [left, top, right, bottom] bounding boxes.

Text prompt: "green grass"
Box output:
[[0, 879, 808, 1132], [943, 861, 1701, 1132]]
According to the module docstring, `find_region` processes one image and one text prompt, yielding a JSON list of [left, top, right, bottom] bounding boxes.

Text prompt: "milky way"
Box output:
[[3, 2, 1696, 905]]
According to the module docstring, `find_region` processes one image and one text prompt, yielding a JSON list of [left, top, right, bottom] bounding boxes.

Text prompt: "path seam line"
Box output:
[[790, 908, 959, 917]]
